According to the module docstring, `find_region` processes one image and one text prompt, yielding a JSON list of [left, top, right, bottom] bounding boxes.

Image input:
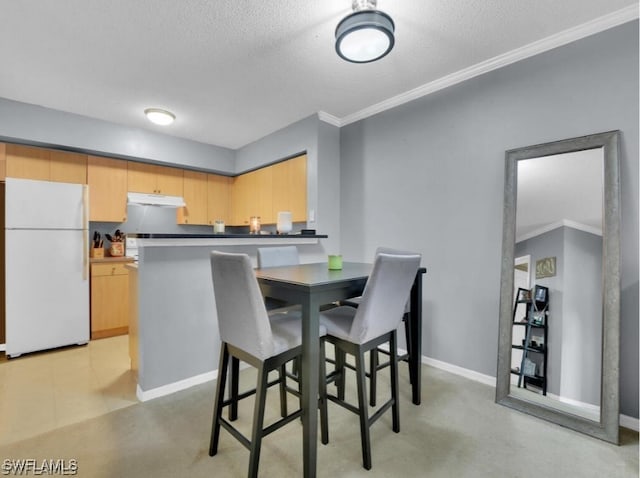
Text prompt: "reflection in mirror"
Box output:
[[496, 131, 620, 445], [510, 149, 603, 421]]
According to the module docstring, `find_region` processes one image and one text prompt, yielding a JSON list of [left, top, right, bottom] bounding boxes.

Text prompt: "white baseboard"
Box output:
[[0, 343, 5, 352], [137, 370, 217, 402], [132, 351, 639, 432], [423, 355, 496, 387], [620, 414, 640, 432], [423, 356, 639, 432]]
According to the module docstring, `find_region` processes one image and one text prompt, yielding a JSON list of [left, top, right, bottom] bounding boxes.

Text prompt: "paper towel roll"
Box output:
[[276, 211, 292, 234]]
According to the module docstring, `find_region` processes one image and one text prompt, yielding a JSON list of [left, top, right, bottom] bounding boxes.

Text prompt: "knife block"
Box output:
[[90, 248, 104, 259]]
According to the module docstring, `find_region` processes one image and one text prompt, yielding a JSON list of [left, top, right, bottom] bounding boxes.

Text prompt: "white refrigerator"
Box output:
[[5, 178, 90, 358]]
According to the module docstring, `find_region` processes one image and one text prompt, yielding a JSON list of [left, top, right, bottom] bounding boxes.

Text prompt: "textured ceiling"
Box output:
[[0, 1, 637, 149]]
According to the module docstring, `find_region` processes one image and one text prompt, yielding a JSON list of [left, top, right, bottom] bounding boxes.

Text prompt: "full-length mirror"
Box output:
[[496, 131, 620, 444]]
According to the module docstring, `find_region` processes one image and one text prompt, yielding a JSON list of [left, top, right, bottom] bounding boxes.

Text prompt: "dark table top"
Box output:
[[255, 262, 372, 287]]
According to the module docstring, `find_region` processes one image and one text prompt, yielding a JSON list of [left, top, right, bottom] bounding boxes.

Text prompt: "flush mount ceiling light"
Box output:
[[335, 0, 395, 63], [144, 108, 175, 126]]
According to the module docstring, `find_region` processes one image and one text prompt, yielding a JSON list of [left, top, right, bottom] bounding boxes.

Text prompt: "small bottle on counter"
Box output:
[[214, 220, 225, 234]]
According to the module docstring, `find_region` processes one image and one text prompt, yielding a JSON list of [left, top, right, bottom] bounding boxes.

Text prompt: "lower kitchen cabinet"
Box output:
[[90, 261, 130, 339]]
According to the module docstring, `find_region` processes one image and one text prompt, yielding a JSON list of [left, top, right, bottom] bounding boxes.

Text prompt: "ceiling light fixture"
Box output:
[[335, 0, 395, 64], [144, 108, 175, 126]]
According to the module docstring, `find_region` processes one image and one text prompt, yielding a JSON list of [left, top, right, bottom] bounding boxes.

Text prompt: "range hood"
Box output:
[[127, 192, 186, 208]]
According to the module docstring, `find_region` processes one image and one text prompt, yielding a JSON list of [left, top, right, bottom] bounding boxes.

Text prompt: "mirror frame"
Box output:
[[496, 130, 620, 444]]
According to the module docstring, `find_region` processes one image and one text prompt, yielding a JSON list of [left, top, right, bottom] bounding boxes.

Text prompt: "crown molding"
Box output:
[[317, 111, 341, 127], [516, 219, 602, 243], [338, 5, 639, 127]]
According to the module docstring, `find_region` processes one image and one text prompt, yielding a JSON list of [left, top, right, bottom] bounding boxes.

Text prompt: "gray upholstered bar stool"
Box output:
[[319, 252, 421, 470], [208, 251, 326, 478], [227, 246, 301, 420], [341, 246, 416, 406]]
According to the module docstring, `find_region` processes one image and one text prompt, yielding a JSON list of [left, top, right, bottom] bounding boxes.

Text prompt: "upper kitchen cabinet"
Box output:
[[6, 144, 50, 181], [5, 144, 87, 184], [230, 170, 256, 226], [231, 168, 273, 225], [272, 154, 307, 222], [254, 166, 274, 224], [127, 162, 183, 196], [0, 142, 6, 180], [229, 154, 307, 226], [49, 150, 87, 184], [207, 174, 231, 225], [87, 156, 128, 222], [177, 170, 208, 225]]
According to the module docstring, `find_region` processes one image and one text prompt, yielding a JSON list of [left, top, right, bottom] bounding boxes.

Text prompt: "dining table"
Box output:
[[254, 261, 426, 478]]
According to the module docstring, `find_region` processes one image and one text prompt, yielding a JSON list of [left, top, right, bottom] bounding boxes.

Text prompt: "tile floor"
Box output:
[[0, 335, 137, 446]]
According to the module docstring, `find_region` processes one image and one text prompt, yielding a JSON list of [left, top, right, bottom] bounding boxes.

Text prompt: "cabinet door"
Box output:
[[87, 156, 128, 222], [289, 154, 307, 222], [254, 166, 274, 224], [230, 172, 256, 225], [91, 263, 129, 339], [6, 144, 50, 180], [0, 142, 6, 180], [271, 160, 291, 218], [127, 162, 157, 193], [50, 150, 87, 184], [207, 174, 231, 225], [178, 170, 208, 225], [155, 165, 183, 195], [270, 155, 307, 223]]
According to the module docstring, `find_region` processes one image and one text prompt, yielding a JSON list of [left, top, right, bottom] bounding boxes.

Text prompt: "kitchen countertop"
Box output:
[[89, 256, 135, 264], [128, 233, 327, 239], [131, 233, 328, 248]]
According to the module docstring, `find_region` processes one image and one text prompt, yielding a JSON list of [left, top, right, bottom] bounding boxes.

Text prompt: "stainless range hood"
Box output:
[[127, 192, 186, 208]]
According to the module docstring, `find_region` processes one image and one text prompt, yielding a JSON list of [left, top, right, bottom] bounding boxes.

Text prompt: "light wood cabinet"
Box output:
[[207, 174, 231, 225], [229, 154, 307, 226], [178, 170, 208, 225], [0, 142, 6, 180], [90, 261, 130, 339], [156, 165, 184, 196], [231, 171, 256, 225], [254, 166, 274, 224], [288, 154, 307, 222], [50, 150, 87, 184], [128, 162, 183, 195], [87, 156, 128, 222], [6, 144, 50, 181], [5, 144, 88, 184]]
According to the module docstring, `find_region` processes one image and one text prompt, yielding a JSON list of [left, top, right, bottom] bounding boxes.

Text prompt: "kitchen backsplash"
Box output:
[[90, 204, 215, 240], [89, 204, 306, 241]]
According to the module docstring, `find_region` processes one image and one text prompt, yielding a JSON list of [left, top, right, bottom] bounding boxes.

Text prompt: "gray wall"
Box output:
[[562, 227, 602, 406], [339, 21, 639, 418], [0, 97, 235, 173]]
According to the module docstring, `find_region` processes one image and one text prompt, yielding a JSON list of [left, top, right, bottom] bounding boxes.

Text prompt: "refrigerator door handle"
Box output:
[[82, 185, 89, 281]]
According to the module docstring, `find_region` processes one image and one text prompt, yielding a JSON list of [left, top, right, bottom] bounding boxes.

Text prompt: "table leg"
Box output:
[[409, 272, 424, 405], [301, 296, 319, 478]]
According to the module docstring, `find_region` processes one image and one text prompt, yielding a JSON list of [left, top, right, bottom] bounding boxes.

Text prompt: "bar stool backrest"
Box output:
[[211, 251, 274, 360], [349, 252, 421, 344]]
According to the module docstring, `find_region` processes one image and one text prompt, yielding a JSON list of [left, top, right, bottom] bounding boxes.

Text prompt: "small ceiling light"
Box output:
[[335, 0, 395, 63], [144, 108, 175, 126]]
